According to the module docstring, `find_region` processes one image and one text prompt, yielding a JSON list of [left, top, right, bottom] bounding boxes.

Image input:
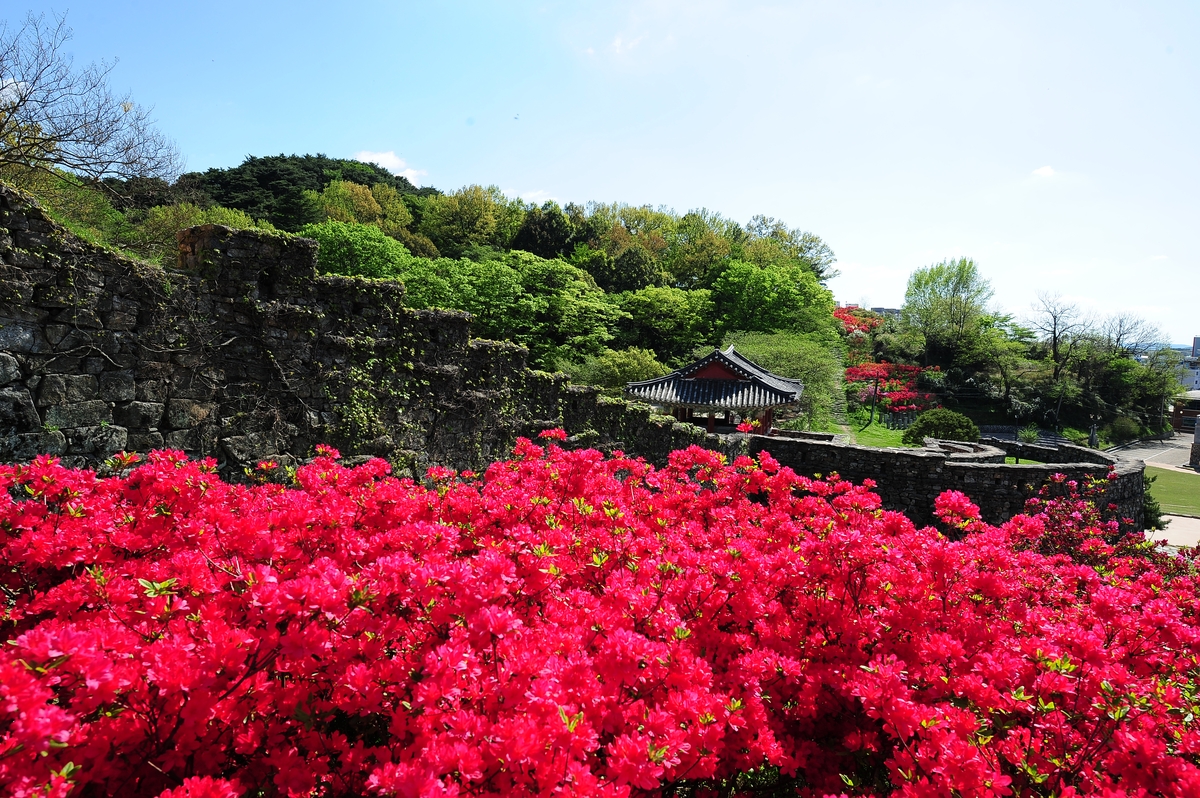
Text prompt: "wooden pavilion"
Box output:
[[624, 345, 804, 433]]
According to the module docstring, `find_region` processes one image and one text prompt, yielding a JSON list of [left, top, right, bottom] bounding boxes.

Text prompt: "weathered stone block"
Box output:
[[0, 322, 46, 354], [127, 431, 164, 452], [135, 380, 169, 402], [167, 399, 216, 429], [163, 428, 197, 450], [162, 422, 218, 453], [114, 401, 164, 429], [44, 401, 111, 429], [99, 371, 135, 402], [0, 386, 40, 431], [0, 430, 66, 460], [56, 308, 104, 330], [37, 374, 98, 406], [0, 353, 20, 384], [64, 425, 128, 455], [220, 432, 282, 467], [106, 310, 138, 331]]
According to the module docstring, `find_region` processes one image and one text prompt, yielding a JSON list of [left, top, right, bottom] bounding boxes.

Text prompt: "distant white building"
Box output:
[[1182, 356, 1200, 391]]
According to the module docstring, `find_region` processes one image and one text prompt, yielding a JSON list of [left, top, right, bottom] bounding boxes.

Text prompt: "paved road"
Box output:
[[1111, 433, 1196, 469], [1109, 435, 1198, 546], [1151, 515, 1200, 548]]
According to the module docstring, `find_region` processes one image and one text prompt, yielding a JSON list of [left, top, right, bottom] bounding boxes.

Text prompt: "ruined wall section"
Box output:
[[0, 185, 710, 476]]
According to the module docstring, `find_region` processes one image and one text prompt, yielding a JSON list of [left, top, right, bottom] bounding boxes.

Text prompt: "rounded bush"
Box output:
[[901, 407, 980, 445], [1107, 415, 1142, 444], [298, 219, 412, 279]]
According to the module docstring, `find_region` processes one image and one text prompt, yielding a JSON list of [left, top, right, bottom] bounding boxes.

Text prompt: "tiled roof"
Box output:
[[625, 346, 803, 410]]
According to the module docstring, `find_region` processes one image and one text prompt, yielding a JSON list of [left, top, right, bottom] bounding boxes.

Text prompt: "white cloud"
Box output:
[[353, 150, 427, 185], [0, 79, 27, 105], [611, 34, 644, 55], [1032, 165, 1056, 177]]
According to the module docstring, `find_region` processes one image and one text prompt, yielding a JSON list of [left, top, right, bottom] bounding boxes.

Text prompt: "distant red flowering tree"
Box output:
[[1, 440, 1199, 797], [844, 361, 940, 415], [833, 307, 884, 365]]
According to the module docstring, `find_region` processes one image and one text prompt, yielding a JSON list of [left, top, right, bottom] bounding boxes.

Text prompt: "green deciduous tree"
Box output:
[[557, 347, 669, 394], [739, 215, 837, 283], [304, 180, 414, 238], [611, 286, 714, 364], [511, 201, 574, 259], [506, 252, 621, 366], [710, 260, 837, 339], [418, 185, 524, 257], [902, 258, 994, 365], [664, 210, 734, 289], [298, 219, 412, 279]]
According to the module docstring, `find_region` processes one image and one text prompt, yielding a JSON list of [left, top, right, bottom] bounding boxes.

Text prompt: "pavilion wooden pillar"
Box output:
[[763, 407, 775, 431], [707, 412, 715, 433]]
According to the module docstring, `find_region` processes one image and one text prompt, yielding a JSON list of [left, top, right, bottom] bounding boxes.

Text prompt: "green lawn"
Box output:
[[852, 422, 913, 448], [1147, 465, 1200, 517]]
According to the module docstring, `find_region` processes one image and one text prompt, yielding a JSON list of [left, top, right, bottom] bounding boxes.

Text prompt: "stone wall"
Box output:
[[0, 184, 713, 478], [743, 435, 1143, 529], [0, 182, 1143, 529]]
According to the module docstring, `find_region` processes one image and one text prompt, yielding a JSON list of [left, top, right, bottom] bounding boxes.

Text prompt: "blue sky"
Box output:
[[19, 1, 1200, 344]]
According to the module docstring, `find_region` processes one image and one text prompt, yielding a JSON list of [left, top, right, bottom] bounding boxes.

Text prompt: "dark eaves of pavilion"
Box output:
[[624, 345, 804, 433]]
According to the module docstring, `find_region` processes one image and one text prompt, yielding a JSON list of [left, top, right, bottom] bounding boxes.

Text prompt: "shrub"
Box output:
[[1144, 470, 1167, 530], [901, 407, 980, 445], [557, 346, 669, 393], [1, 443, 1198, 797], [1107, 415, 1142, 444], [1017, 423, 1040, 444], [298, 219, 413, 279]]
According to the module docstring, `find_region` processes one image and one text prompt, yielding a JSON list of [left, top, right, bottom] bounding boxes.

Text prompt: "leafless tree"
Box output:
[[1098, 312, 1162, 356], [0, 11, 180, 185], [1028, 293, 1091, 381]]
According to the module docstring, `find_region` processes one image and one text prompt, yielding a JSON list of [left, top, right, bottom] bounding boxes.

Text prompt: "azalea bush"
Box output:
[[833, 307, 884, 365], [2, 436, 1199, 798], [844, 362, 940, 416]]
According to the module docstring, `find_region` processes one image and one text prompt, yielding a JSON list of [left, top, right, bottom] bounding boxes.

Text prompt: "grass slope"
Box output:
[[852, 422, 912, 448], [1146, 465, 1200, 518]]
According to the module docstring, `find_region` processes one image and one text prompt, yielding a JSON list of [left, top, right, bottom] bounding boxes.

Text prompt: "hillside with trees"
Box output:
[[0, 8, 1181, 442], [841, 258, 1183, 447], [6, 140, 848, 429]]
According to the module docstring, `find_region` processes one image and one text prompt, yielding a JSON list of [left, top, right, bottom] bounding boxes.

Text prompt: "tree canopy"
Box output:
[[901, 257, 994, 365], [179, 154, 436, 231]]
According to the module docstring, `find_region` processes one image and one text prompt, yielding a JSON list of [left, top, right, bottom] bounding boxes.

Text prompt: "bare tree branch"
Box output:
[[1028, 293, 1091, 382], [1098, 312, 1162, 356], [0, 11, 181, 185]]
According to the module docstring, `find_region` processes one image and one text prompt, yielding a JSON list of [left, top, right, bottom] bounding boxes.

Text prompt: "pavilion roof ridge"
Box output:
[[624, 345, 804, 412]]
